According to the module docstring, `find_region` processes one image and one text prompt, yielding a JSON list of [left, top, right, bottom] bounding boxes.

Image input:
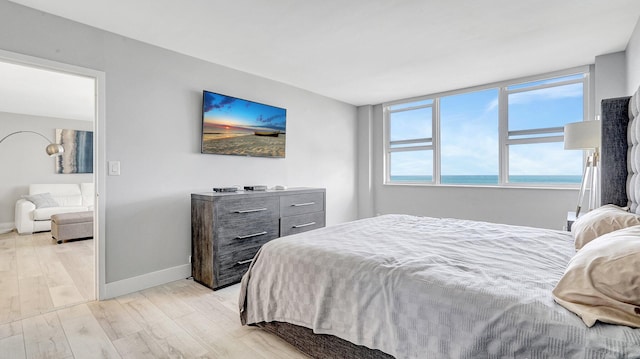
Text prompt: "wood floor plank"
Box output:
[[240, 328, 310, 359], [174, 311, 265, 358], [0, 333, 26, 359], [87, 299, 143, 341], [0, 295, 21, 325], [49, 284, 86, 308], [0, 251, 17, 272], [57, 303, 121, 359], [0, 270, 20, 293], [0, 320, 22, 339], [140, 316, 210, 358], [0, 324, 27, 359], [56, 240, 95, 302], [118, 294, 168, 327], [139, 284, 195, 320], [16, 244, 42, 279], [111, 331, 165, 359], [18, 275, 54, 318], [22, 311, 73, 359]]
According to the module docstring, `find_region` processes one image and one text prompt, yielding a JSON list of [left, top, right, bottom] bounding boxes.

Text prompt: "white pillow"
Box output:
[[553, 225, 640, 328], [571, 204, 640, 250], [22, 192, 59, 208]]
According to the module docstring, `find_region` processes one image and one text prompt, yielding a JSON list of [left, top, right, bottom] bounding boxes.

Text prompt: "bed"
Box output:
[[239, 91, 640, 358]]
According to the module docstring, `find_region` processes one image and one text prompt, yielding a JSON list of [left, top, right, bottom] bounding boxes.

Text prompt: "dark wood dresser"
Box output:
[[191, 188, 326, 290]]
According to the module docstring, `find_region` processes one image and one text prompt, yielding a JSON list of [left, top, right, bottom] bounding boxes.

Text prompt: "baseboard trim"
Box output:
[[0, 222, 14, 234], [104, 264, 191, 299]]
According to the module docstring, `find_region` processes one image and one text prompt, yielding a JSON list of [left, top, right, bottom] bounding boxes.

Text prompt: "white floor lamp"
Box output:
[[0, 130, 64, 156], [563, 120, 601, 217]]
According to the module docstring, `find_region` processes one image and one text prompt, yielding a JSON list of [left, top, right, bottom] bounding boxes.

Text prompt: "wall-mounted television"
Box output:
[[201, 91, 286, 158]]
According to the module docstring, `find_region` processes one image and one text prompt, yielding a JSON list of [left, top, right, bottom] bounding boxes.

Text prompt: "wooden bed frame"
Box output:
[[254, 95, 635, 359]]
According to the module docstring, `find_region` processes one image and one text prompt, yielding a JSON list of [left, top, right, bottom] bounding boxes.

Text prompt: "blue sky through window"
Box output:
[[388, 74, 585, 184]]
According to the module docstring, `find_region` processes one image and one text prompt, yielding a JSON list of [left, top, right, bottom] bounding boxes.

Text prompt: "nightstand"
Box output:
[[566, 211, 578, 232]]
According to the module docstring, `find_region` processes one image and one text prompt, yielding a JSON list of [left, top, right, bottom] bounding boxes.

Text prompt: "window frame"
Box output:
[[385, 100, 436, 184], [383, 66, 593, 188]]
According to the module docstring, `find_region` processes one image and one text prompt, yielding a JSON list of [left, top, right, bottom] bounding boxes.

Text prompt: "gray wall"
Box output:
[[356, 106, 375, 219], [595, 52, 627, 113], [0, 1, 358, 284], [0, 112, 93, 228], [627, 17, 640, 94]]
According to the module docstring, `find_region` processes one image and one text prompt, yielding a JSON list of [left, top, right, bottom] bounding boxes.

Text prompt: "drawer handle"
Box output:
[[291, 202, 315, 207], [234, 208, 267, 213], [236, 231, 268, 239], [293, 222, 316, 228], [237, 259, 253, 265]]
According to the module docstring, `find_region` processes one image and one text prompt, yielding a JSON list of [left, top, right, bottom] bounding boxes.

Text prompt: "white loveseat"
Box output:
[[15, 183, 94, 234]]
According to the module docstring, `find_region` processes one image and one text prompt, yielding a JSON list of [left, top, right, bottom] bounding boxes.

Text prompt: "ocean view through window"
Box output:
[[390, 175, 582, 184], [384, 67, 590, 187]]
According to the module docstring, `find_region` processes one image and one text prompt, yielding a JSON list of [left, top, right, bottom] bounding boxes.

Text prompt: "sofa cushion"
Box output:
[[33, 206, 88, 221], [30, 184, 83, 207], [22, 193, 59, 208]]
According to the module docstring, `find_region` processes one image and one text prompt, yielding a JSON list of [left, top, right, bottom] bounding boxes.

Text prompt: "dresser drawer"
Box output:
[[215, 217, 279, 248], [216, 245, 262, 287], [280, 211, 325, 237], [216, 196, 279, 223], [280, 192, 324, 217]]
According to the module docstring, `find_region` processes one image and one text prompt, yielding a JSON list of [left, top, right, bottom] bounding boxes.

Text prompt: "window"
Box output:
[[387, 100, 434, 183], [504, 76, 584, 184], [384, 68, 590, 186], [441, 89, 499, 185]]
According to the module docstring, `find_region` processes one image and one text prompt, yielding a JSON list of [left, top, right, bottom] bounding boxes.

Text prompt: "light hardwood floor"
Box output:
[[0, 230, 94, 325], [0, 231, 309, 358], [0, 279, 309, 358]]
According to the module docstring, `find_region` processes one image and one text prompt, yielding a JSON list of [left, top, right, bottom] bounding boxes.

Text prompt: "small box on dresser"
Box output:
[[191, 187, 325, 290]]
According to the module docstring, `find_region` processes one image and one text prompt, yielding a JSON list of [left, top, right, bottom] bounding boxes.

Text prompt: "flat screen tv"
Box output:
[[201, 90, 287, 158]]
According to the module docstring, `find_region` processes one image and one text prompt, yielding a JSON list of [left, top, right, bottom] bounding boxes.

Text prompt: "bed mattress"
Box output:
[[240, 214, 640, 358]]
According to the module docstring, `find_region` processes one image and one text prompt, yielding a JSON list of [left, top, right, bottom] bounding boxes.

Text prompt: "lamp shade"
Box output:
[[564, 120, 601, 150], [46, 143, 64, 157]]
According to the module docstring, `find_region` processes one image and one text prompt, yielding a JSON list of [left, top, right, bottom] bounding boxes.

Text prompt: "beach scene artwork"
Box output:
[[201, 91, 286, 158]]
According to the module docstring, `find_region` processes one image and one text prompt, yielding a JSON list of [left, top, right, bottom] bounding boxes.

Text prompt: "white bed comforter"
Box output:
[[240, 214, 640, 358]]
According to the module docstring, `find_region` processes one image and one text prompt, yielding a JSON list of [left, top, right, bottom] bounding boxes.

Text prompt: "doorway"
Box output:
[[0, 49, 105, 323]]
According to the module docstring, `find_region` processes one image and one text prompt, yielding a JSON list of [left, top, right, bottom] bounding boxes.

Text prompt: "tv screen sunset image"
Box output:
[[201, 91, 286, 158]]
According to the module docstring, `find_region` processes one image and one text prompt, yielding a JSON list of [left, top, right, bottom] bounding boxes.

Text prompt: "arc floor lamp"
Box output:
[[0, 130, 64, 156], [564, 120, 601, 217]]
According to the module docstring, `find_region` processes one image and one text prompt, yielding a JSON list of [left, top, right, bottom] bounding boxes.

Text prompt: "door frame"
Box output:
[[0, 48, 106, 300]]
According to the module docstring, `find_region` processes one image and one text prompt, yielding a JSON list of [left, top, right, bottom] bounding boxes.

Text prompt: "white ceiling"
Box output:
[[5, 0, 640, 108], [0, 61, 95, 121]]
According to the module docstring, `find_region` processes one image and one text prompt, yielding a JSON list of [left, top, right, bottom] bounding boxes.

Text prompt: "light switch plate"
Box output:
[[108, 161, 120, 176]]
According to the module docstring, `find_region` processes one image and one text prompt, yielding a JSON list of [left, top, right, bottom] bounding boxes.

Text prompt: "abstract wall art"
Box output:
[[55, 129, 93, 174]]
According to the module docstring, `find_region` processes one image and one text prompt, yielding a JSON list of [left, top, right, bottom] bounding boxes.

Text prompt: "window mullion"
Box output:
[[508, 127, 564, 137], [433, 98, 441, 185], [505, 78, 583, 95], [498, 86, 508, 185], [383, 106, 391, 184], [390, 138, 432, 146], [507, 136, 565, 145], [389, 145, 433, 153]]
